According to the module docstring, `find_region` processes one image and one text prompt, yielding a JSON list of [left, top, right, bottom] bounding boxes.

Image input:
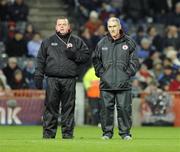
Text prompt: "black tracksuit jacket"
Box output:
[[34, 33, 90, 79]]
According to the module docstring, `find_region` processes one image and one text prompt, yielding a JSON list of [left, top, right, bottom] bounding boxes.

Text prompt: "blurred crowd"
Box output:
[[0, 0, 42, 91], [0, 0, 180, 95]]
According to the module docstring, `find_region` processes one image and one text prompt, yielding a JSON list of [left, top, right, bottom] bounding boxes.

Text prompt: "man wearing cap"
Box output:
[[92, 17, 140, 140], [34, 17, 90, 139]]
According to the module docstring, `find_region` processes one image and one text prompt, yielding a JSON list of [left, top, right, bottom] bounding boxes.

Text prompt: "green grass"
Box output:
[[0, 126, 180, 152]]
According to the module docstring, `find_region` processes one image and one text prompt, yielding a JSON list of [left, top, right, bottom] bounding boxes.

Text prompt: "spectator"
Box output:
[[131, 79, 142, 97], [24, 23, 36, 41], [10, 69, 28, 89], [162, 56, 173, 67], [122, 0, 149, 22], [78, 27, 93, 81], [158, 65, 175, 91], [147, 25, 163, 52], [2, 57, 21, 86], [151, 60, 163, 80], [163, 25, 180, 50], [23, 59, 35, 89], [136, 64, 154, 89], [166, 2, 180, 28], [0, 0, 9, 41], [83, 66, 101, 126], [6, 30, 27, 57], [143, 51, 161, 69], [8, 0, 29, 22], [0, 69, 10, 89], [169, 72, 180, 91], [0, 26, 2, 41], [27, 32, 42, 57], [79, 27, 93, 51], [85, 10, 102, 36], [99, 2, 114, 21], [144, 80, 159, 94], [91, 24, 107, 49], [131, 26, 146, 45], [148, 0, 172, 22], [78, 0, 102, 11], [166, 49, 180, 69], [0, 0, 9, 21], [7, 21, 16, 40], [0, 77, 6, 96], [137, 38, 155, 62], [8, 0, 29, 32]]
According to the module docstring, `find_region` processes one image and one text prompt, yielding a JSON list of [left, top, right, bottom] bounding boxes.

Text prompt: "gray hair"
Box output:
[[107, 17, 121, 26]]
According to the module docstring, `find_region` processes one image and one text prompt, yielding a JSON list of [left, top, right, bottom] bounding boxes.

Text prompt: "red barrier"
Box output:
[[172, 93, 180, 126]]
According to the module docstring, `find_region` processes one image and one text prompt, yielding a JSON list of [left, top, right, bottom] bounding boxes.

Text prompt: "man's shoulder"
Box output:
[[41, 34, 57, 45], [42, 34, 55, 42], [124, 35, 136, 48], [71, 34, 84, 42], [97, 35, 108, 45], [71, 33, 80, 39]]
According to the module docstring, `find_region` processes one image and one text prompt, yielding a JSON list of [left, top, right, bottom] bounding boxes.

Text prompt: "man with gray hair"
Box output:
[[92, 17, 140, 140]]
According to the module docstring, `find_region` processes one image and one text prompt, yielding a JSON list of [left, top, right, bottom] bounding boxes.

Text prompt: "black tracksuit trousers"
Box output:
[[100, 90, 132, 138], [43, 77, 76, 138]]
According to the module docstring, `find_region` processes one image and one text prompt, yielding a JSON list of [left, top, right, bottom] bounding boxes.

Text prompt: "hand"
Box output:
[[65, 48, 76, 60], [34, 77, 43, 89]]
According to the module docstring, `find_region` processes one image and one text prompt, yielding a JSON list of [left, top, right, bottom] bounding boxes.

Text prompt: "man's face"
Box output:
[[56, 19, 70, 35], [107, 19, 121, 37], [176, 4, 180, 14], [15, 73, 23, 82], [9, 61, 17, 69]]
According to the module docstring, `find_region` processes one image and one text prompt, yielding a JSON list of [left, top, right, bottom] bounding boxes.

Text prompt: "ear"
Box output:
[[119, 24, 122, 30], [68, 25, 72, 33]]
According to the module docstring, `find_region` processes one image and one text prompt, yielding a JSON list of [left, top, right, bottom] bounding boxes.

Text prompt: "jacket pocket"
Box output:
[[116, 63, 130, 81], [100, 63, 112, 88]]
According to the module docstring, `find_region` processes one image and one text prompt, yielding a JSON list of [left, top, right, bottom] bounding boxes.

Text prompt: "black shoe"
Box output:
[[43, 136, 55, 139]]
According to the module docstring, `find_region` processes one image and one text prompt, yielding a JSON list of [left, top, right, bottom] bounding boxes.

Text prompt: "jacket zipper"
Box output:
[[112, 43, 116, 86]]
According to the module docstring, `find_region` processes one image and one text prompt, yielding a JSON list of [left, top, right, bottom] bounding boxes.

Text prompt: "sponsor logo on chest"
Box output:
[[51, 42, 58, 46], [102, 46, 108, 51]]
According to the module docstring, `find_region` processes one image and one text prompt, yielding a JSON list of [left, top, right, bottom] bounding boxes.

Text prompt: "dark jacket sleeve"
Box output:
[[34, 40, 48, 89], [126, 40, 140, 76], [74, 37, 90, 64], [92, 42, 104, 78]]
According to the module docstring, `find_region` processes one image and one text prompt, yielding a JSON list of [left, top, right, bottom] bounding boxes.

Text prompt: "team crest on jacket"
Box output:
[[67, 43, 73, 48], [122, 44, 128, 50]]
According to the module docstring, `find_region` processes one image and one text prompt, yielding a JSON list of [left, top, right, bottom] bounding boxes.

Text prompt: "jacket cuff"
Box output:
[[126, 67, 133, 76]]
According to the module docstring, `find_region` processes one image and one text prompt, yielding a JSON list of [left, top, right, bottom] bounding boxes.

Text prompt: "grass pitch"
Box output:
[[0, 126, 179, 152]]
